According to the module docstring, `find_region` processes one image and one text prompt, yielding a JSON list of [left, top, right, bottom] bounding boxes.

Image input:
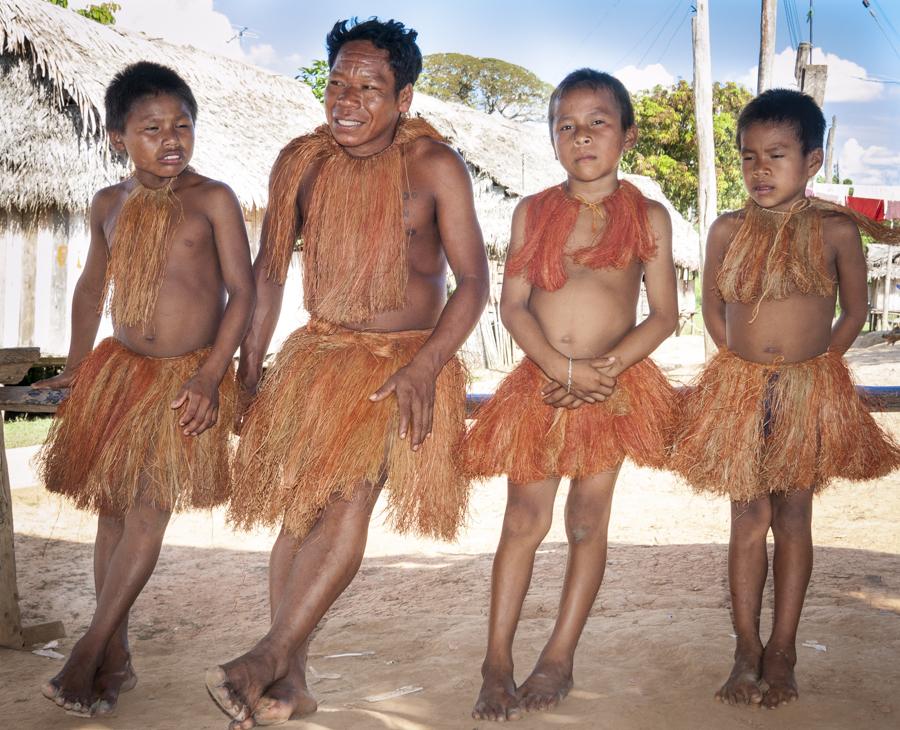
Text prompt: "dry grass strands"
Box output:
[[100, 179, 183, 327], [229, 319, 469, 541], [462, 357, 675, 483], [506, 180, 657, 291], [263, 117, 444, 323], [718, 197, 900, 308], [38, 338, 237, 514], [670, 349, 900, 501]]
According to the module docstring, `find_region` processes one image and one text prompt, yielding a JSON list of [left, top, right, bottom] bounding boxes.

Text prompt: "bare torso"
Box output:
[[298, 137, 450, 333], [720, 211, 839, 364], [103, 172, 227, 356], [529, 206, 642, 358]]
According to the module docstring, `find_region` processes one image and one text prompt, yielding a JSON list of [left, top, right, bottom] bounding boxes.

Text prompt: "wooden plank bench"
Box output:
[[0, 349, 66, 650]]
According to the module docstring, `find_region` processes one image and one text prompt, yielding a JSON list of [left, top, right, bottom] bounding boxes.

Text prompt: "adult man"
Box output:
[[207, 18, 488, 726]]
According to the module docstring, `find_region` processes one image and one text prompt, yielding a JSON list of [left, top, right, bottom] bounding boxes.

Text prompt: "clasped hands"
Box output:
[[542, 355, 623, 409]]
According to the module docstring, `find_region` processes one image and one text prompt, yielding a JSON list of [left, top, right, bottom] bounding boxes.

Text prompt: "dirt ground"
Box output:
[[2, 337, 898, 730]]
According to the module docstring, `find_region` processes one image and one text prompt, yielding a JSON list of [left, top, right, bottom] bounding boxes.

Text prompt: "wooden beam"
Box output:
[[0, 348, 41, 386], [757, 0, 777, 93], [0, 410, 24, 648]]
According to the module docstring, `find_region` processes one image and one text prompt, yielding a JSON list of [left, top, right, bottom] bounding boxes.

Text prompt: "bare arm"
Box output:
[[33, 190, 111, 388], [499, 198, 615, 407], [172, 183, 255, 435], [370, 144, 489, 449], [828, 215, 868, 355], [700, 213, 734, 349], [595, 201, 678, 374]]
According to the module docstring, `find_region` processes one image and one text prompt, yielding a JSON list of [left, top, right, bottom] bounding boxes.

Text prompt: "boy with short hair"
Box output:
[[671, 88, 900, 708], [464, 68, 678, 721], [35, 61, 254, 716]]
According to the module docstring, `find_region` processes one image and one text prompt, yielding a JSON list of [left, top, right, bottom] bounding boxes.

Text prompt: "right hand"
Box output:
[[31, 370, 77, 389], [565, 357, 617, 402], [234, 380, 258, 435]]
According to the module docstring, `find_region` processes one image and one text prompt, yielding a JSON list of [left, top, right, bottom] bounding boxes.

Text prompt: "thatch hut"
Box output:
[[1, 0, 699, 365], [866, 243, 900, 331]]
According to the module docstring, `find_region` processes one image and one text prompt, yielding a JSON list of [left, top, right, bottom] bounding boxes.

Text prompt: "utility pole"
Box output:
[[824, 115, 837, 183], [758, 0, 777, 93], [693, 0, 717, 357]]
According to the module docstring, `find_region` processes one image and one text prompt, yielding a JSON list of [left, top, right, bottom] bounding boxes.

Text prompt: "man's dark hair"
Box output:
[[548, 69, 635, 135], [326, 17, 422, 92], [736, 88, 825, 153], [105, 61, 198, 132]]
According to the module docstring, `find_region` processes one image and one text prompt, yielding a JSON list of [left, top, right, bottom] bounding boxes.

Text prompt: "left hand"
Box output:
[[171, 370, 220, 436], [369, 360, 437, 451], [591, 354, 625, 378]]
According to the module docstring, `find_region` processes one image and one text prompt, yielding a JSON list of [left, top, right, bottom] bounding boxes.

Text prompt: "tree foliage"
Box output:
[[296, 59, 328, 103], [46, 0, 119, 24], [621, 80, 753, 222], [418, 53, 553, 121]]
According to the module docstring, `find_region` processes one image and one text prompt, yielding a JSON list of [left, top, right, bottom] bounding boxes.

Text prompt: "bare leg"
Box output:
[[762, 487, 813, 709], [716, 497, 771, 706], [91, 512, 138, 715], [518, 468, 618, 713], [472, 477, 559, 722], [208, 480, 383, 726], [251, 528, 318, 725], [42, 501, 170, 715]]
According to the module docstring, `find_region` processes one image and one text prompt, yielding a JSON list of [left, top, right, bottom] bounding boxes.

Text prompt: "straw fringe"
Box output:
[[670, 349, 900, 501], [506, 180, 657, 291], [229, 319, 469, 541], [38, 338, 237, 514], [462, 357, 675, 483], [263, 117, 445, 323], [100, 179, 183, 328], [718, 196, 900, 307]]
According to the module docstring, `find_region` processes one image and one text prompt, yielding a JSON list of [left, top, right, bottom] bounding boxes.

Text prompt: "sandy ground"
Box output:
[[2, 337, 899, 730]]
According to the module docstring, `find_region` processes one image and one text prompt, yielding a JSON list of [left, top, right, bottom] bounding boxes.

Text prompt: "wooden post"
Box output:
[[884, 249, 893, 329], [18, 223, 37, 348], [757, 0, 777, 93], [824, 116, 837, 183], [693, 0, 717, 359], [0, 348, 66, 649]]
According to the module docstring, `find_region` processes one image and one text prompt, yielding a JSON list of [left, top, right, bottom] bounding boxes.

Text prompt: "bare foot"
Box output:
[[472, 665, 520, 722], [40, 639, 103, 716], [517, 659, 573, 713], [234, 661, 318, 728], [206, 649, 283, 723], [92, 647, 137, 716], [715, 645, 763, 706], [762, 645, 798, 709]]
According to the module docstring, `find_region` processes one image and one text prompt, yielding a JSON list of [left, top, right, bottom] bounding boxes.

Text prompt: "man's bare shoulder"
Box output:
[[179, 172, 241, 212], [643, 198, 671, 230], [407, 136, 467, 176], [710, 209, 744, 239]]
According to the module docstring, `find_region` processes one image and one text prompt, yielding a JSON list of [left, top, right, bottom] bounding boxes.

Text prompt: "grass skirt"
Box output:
[[39, 338, 236, 514], [461, 357, 675, 483], [229, 319, 469, 541], [670, 349, 900, 501]]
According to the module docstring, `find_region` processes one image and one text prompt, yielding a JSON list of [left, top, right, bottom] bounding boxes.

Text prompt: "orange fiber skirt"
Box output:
[[461, 357, 675, 483], [39, 338, 236, 514], [670, 349, 900, 501], [229, 319, 469, 541]]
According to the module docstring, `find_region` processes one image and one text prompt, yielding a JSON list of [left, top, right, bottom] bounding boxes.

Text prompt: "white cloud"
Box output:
[[839, 138, 900, 186], [613, 63, 675, 93], [69, 0, 246, 61], [741, 47, 884, 103]]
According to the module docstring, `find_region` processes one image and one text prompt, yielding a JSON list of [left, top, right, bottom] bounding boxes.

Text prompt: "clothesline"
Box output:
[[810, 182, 900, 221]]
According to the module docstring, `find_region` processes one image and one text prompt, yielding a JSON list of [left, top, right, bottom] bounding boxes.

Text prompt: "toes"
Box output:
[[205, 666, 249, 721], [93, 699, 116, 716], [40, 681, 61, 701]]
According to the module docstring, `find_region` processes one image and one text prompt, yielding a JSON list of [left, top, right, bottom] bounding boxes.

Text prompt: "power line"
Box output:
[[612, 0, 681, 68], [872, 0, 900, 41], [864, 0, 900, 62], [578, 0, 623, 48], [637, 0, 684, 67], [781, 0, 800, 48], [658, 7, 693, 63]]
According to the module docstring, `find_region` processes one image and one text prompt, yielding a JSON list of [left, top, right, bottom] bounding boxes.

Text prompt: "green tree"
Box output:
[[419, 53, 553, 121], [45, 0, 119, 24], [296, 59, 328, 103], [622, 80, 753, 222]]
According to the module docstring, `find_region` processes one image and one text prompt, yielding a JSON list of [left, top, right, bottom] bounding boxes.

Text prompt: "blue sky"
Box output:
[[76, 0, 900, 185]]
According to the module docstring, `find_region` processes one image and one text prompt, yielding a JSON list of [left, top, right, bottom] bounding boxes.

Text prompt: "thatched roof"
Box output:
[[867, 243, 900, 280], [1, 0, 699, 269]]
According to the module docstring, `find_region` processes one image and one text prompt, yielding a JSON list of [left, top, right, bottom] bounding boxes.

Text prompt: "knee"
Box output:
[[564, 493, 612, 544], [771, 494, 812, 538], [730, 499, 772, 545], [501, 496, 553, 547], [127, 502, 171, 533]]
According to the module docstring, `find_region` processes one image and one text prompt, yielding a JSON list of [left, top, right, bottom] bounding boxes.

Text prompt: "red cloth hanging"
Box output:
[[847, 196, 885, 221]]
